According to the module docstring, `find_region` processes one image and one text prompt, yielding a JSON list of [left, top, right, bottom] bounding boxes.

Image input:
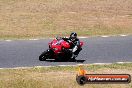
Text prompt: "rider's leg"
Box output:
[[71, 47, 82, 59]]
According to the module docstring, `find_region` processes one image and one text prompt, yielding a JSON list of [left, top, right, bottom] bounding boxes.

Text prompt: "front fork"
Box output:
[[46, 49, 54, 58]]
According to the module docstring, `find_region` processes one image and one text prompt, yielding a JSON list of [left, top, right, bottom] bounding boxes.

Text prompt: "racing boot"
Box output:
[[70, 53, 77, 61]]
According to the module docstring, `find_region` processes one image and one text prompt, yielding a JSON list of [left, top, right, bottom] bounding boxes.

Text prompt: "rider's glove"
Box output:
[[67, 40, 71, 43], [69, 49, 73, 52]]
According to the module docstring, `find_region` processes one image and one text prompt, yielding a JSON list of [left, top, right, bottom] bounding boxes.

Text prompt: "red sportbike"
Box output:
[[39, 37, 84, 61]]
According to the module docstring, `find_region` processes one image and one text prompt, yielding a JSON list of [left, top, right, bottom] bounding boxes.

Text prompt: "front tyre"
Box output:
[[39, 51, 49, 61]]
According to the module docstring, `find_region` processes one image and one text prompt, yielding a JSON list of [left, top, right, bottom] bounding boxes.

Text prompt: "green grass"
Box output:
[[0, 63, 132, 88], [0, 0, 132, 39]]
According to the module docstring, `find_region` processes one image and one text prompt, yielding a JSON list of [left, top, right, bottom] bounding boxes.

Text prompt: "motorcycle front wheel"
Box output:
[[39, 51, 49, 61]]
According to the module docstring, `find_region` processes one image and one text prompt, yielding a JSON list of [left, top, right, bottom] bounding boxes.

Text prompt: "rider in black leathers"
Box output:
[[62, 32, 82, 59]]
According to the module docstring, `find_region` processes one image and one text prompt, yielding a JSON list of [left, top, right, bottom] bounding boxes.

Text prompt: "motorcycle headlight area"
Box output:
[[53, 48, 58, 51]]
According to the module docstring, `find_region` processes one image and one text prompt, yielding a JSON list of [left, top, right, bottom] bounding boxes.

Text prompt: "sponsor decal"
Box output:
[[76, 65, 131, 85]]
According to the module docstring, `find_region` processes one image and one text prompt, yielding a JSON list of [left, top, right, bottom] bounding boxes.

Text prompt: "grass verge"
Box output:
[[0, 0, 132, 39], [0, 63, 132, 88]]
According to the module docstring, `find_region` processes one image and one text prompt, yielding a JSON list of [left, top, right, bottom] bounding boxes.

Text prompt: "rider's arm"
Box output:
[[76, 40, 80, 47], [72, 39, 80, 53], [62, 37, 69, 41], [72, 46, 78, 53]]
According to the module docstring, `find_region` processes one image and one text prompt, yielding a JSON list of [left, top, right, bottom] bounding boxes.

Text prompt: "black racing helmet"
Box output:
[[70, 32, 77, 40]]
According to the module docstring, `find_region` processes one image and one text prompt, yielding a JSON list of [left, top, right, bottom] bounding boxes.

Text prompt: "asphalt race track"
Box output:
[[0, 36, 132, 68]]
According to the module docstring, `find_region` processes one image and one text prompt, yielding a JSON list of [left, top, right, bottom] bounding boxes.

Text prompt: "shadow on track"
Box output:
[[44, 59, 85, 63]]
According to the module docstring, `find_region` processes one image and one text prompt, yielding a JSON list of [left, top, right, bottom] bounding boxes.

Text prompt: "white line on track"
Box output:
[[116, 62, 132, 64], [3, 34, 129, 42], [5, 40, 12, 42], [58, 65, 76, 67], [101, 36, 109, 37], [35, 66, 53, 68], [0, 62, 132, 69], [79, 37, 88, 38], [120, 35, 127, 37], [29, 39, 39, 40], [92, 63, 112, 65], [116, 62, 125, 64]]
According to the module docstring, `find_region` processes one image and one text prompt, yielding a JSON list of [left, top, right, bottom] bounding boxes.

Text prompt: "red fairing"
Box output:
[[49, 39, 70, 54], [80, 42, 84, 47], [61, 41, 70, 49], [50, 39, 61, 53]]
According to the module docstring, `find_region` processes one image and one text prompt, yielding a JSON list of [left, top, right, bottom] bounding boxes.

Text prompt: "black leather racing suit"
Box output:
[[62, 37, 82, 58]]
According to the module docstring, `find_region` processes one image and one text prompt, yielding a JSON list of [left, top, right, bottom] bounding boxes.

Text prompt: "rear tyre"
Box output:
[[39, 51, 49, 61]]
